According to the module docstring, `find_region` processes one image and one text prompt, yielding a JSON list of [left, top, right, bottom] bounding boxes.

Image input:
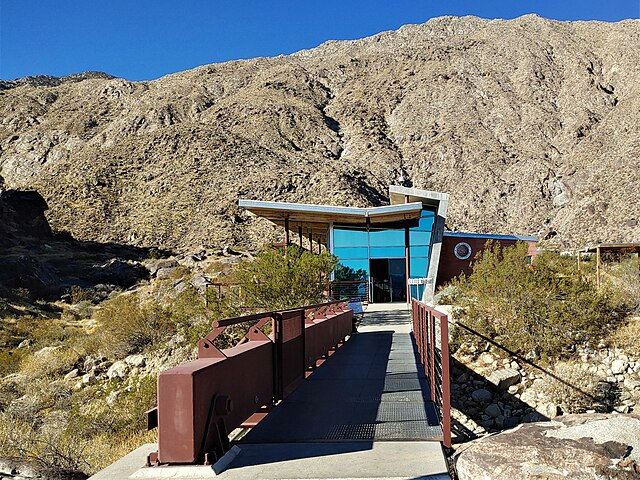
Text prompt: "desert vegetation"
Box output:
[[0, 245, 337, 478], [447, 242, 638, 361]]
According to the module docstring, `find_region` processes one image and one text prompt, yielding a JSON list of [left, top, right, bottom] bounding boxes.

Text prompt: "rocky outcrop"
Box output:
[[1, 16, 639, 250], [455, 413, 640, 479]]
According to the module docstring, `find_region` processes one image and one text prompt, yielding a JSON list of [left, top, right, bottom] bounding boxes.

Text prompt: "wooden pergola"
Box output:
[[577, 243, 640, 287]]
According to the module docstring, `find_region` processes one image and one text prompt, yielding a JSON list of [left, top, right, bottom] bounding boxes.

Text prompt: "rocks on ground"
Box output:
[[455, 413, 640, 480]]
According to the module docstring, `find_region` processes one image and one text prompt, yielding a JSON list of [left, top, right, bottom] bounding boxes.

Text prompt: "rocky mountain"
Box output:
[[1, 14, 638, 250]]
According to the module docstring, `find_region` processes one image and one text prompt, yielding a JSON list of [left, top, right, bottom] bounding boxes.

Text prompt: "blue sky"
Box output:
[[1, 0, 638, 81]]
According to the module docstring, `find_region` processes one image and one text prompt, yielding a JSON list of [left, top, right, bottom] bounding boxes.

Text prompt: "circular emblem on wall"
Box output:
[[454, 242, 472, 260]]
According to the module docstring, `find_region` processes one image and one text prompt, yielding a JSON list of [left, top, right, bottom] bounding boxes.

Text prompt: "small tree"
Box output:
[[450, 242, 622, 360], [235, 245, 338, 310]]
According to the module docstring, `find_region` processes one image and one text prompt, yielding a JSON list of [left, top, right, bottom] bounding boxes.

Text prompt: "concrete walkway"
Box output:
[[90, 303, 449, 480]]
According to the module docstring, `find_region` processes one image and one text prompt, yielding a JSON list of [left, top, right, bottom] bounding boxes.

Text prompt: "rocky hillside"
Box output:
[[1, 15, 639, 250]]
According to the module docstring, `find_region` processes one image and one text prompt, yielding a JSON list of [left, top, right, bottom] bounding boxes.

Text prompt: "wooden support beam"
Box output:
[[577, 252, 582, 273], [284, 217, 290, 246], [298, 226, 303, 248], [596, 246, 601, 288]]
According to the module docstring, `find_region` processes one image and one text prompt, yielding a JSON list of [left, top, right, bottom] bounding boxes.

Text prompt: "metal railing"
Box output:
[[329, 280, 369, 303], [147, 300, 354, 466], [411, 299, 451, 448]]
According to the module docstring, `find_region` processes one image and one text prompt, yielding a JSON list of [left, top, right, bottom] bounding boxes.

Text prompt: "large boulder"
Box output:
[[456, 413, 640, 479]]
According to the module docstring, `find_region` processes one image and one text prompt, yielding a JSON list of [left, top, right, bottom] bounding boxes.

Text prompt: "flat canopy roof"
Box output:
[[238, 199, 424, 230], [581, 243, 640, 254]]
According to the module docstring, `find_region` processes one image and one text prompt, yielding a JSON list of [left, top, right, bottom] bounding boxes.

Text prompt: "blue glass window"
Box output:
[[410, 257, 429, 277], [333, 247, 369, 259], [369, 229, 404, 247], [334, 227, 368, 247], [338, 259, 369, 276], [410, 230, 431, 245], [411, 245, 429, 258], [370, 246, 405, 258], [416, 211, 435, 231]]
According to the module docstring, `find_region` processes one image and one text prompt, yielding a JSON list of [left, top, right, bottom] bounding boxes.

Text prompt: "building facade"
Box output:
[[239, 186, 536, 303]]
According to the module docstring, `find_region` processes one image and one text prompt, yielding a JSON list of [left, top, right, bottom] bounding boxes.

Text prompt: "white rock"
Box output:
[[624, 378, 640, 390], [17, 339, 30, 349], [107, 360, 129, 379], [125, 354, 146, 368], [82, 373, 96, 385], [487, 368, 521, 390], [34, 346, 61, 357], [64, 369, 79, 380], [106, 391, 119, 405], [611, 359, 628, 375]]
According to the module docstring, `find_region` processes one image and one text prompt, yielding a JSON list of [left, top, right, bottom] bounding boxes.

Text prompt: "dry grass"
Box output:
[[609, 318, 640, 353], [539, 362, 614, 414]]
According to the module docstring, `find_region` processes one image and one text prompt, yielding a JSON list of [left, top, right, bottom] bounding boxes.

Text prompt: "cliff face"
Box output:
[[1, 15, 638, 250]]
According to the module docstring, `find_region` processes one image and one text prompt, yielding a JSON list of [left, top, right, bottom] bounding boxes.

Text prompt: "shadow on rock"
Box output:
[[0, 189, 171, 301]]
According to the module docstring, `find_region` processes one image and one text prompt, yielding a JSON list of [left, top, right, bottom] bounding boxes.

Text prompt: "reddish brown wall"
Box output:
[[436, 236, 537, 288]]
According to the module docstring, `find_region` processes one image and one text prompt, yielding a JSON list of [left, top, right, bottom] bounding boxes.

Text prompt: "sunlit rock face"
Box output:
[[1, 15, 639, 250]]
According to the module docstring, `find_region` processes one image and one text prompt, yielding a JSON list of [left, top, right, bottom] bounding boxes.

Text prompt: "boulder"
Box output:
[[485, 403, 501, 418], [456, 414, 640, 479], [107, 360, 129, 379], [125, 354, 146, 368], [487, 368, 521, 390], [471, 388, 493, 403], [612, 359, 629, 375], [64, 369, 79, 380]]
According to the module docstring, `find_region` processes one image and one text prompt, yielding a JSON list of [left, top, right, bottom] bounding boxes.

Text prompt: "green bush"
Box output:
[[450, 242, 624, 360], [93, 294, 178, 357], [235, 245, 338, 310]]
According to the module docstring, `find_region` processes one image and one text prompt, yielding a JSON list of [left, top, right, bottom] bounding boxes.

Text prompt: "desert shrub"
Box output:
[[608, 318, 640, 352], [19, 346, 81, 379], [606, 256, 640, 312], [450, 242, 623, 360], [93, 294, 178, 357], [539, 363, 616, 414], [0, 410, 91, 476], [0, 349, 25, 377], [235, 245, 337, 310], [68, 285, 90, 304]]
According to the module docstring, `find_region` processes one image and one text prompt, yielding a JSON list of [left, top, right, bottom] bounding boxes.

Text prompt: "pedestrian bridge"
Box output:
[[92, 301, 451, 480]]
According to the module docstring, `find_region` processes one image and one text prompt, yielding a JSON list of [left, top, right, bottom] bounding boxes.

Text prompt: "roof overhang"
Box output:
[[238, 199, 424, 230], [444, 232, 538, 242], [581, 243, 640, 254]]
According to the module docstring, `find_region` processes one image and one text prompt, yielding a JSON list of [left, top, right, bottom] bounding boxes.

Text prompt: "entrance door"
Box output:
[[370, 258, 406, 303]]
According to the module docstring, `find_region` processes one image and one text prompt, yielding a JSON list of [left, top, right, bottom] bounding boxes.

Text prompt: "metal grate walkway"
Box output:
[[218, 304, 449, 479]]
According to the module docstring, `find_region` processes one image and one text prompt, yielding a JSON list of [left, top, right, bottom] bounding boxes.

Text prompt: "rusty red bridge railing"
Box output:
[[411, 299, 451, 448], [147, 300, 354, 466]]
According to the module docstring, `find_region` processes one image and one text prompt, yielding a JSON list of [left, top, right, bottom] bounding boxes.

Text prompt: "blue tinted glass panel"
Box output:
[[333, 247, 369, 259], [337, 259, 369, 276], [410, 284, 425, 300], [411, 245, 429, 258], [416, 214, 435, 231], [333, 227, 368, 247], [410, 257, 429, 277], [369, 229, 404, 247], [370, 246, 405, 258], [410, 231, 431, 246]]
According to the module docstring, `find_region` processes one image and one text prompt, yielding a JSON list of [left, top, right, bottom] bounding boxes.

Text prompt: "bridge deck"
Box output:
[[90, 305, 449, 480], [219, 304, 449, 479]]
